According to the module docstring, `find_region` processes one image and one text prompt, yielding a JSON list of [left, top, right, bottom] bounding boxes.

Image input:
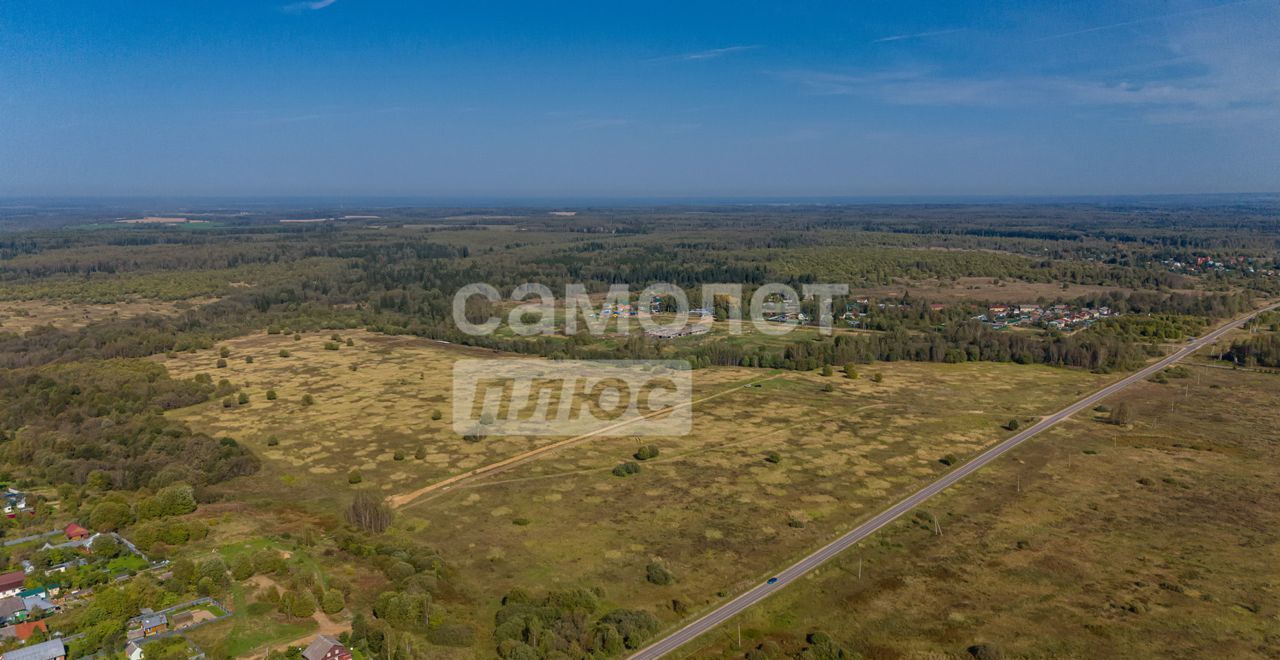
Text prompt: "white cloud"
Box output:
[[644, 45, 759, 64], [282, 0, 338, 13], [872, 28, 964, 43]]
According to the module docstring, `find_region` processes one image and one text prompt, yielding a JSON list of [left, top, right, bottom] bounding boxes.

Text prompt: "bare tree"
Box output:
[[346, 490, 394, 533]]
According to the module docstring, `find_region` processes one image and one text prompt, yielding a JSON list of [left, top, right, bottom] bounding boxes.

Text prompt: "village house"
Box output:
[[0, 572, 26, 599], [62, 524, 90, 542], [301, 635, 352, 660], [2, 490, 27, 518], [0, 619, 48, 644], [125, 611, 167, 640], [19, 588, 57, 616], [0, 597, 27, 625], [124, 640, 144, 660], [1, 638, 66, 660]]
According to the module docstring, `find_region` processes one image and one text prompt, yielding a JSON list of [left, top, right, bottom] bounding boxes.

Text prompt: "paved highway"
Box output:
[[629, 303, 1278, 660]]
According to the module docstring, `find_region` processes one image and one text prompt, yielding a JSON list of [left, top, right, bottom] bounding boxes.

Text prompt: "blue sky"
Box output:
[[1, 0, 1277, 197]]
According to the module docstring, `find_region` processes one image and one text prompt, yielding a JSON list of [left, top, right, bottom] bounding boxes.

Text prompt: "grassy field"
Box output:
[[160, 330, 1112, 652], [161, 331, 761, 514], [677, 363, 1280, 659], [0, 298, 208, 334], [389, 361, 1104, 642]]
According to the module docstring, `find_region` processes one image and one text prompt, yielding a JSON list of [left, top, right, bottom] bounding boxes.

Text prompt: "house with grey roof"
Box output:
[[1, 638, 66, 660]]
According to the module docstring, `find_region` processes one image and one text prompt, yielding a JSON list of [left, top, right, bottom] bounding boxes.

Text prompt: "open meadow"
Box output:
[[159, 329, 1112, 650], [677, 364, 1280, 659]]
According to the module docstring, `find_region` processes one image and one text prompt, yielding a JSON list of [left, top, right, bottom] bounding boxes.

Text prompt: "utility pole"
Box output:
[[737, 622, 742, 649], [931, 511, 942, 536], [858, 557, 862, 579]]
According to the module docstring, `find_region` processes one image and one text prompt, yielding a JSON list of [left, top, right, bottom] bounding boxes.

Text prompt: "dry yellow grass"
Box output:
[[0, 299, 208, 334]]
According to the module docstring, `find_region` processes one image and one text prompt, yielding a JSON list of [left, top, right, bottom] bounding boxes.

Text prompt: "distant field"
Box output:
[[0, 298, 210, 334], [847, 276, 1202, 304], [678, 364, 1280, 659]]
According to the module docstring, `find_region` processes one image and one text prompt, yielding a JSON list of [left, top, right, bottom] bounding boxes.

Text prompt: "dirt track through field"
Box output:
[[387, 373, 781, 509]]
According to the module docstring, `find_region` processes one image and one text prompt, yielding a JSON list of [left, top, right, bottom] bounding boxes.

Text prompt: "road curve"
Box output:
[[629, 302, 1278, 660]]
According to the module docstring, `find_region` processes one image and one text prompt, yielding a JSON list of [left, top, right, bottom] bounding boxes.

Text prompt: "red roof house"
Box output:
[[63, 524, 90, 542], [13, 620, 48, 641]]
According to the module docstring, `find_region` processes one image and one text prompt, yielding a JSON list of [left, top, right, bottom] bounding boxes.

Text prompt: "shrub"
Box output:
[[245, 356, 254, 364], [301, 394, 314, 406], [324, 342, 339, 351], [967, 643, 1005, 660], [266, 390, 277, 400], [1004, 419, 1020, 431], [645, 561, 675, 585], [512, 518, 531, 526], [393, 451, 405, 461], [431, 409, 443, 421], [279, 349, 291, 358], [871, 372, 884, 383], [346, 338, 354, 346], [612, 462, 641, 477], [216, 358, 227, 369], [821, 382, 835, 392], [843, 363, 859, 379], [414, 446, 426, 460], [820, 365, 833, 377], [238, 392, 250, 405], [222, 397, 234, 408], [232, 556, 255, 581], [633, 445, 659, 461], [939, 454, 960, 466], [219, 347, 231, 358], [348, 471, 362, 484], [765, 450, 781, 464], [330, 334, 341, 341]]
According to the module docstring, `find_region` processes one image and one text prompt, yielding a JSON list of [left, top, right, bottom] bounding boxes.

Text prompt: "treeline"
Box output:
[[0, 360, 259, 489], [1220, 333, 1280, 368], [493, 587, 659, 659]]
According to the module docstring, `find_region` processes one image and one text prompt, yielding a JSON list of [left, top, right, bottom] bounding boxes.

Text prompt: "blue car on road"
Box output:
[[767, 577, 779, 584]]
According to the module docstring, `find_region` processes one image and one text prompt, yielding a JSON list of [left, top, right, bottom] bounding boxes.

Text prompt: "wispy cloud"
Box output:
[[1032, 0, 1256, 41], [774, 1, 1280, 125], [644, 45, 759, 64], [282, 0, 338, 13], [571, 118, 633, 130], [872, 28, 964, 43]]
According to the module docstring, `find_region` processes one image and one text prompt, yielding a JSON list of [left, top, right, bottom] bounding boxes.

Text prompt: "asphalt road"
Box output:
[[629, 303, 1278, 660]]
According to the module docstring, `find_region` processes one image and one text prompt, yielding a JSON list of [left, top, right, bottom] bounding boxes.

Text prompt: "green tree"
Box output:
[[231, 555, 255, 581], [91, 534, 121, 559], [321, 589, 346, 614], [89, 501, 133, 532]]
